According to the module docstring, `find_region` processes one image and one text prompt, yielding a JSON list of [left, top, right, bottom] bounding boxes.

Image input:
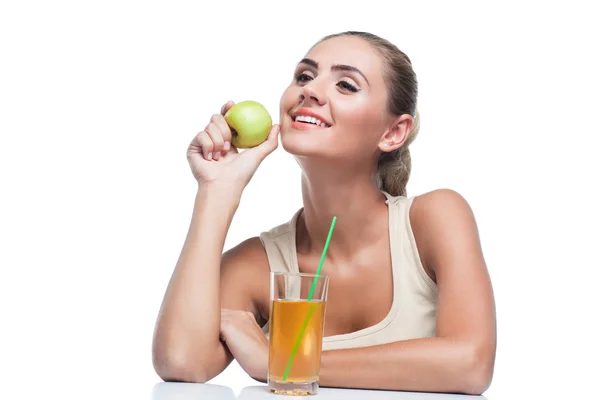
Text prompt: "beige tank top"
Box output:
[[258, 191, 438, 351]]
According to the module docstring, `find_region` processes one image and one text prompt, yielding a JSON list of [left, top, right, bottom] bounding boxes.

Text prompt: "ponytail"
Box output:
[[376, 110, 420, 197]]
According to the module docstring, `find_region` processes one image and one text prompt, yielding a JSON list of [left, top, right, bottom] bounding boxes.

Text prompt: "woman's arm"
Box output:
[[152, 183, 268, 383], [318, 189, 497, 395], [151, 184, 240, 382], [152, 105, 280, 383]]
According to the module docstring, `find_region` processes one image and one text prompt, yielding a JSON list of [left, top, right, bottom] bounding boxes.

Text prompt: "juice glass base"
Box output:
[[268, 378, 318, 396]]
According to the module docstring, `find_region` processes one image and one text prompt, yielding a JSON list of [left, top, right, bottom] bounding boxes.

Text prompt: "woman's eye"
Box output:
[[295, 73, 313, 83], [337, 80, 358, 92]]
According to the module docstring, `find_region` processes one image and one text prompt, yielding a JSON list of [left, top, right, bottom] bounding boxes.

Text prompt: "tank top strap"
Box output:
[[380, 190, 405, 300], [381, 190, 438, 294], [258, 208, 302, 274]]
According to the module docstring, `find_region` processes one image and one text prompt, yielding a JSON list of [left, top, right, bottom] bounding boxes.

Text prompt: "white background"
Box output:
[[1, 1, 598, 399]]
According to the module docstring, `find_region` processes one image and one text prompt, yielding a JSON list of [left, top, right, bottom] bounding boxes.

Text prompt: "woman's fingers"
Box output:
[[210, 113, 233, 153], [221, 100, 235, 116], [194, 131, 214, 160], [204, 122, 225, 160]]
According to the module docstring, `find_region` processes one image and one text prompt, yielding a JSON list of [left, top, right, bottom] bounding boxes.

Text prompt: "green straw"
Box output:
[[282, 216, 337, 382]]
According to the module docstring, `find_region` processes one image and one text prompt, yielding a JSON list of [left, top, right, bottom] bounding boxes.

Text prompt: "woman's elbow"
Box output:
[[462, 368, 493, 395], [461, 343, 495, 395], [152, 349, 210, 384]]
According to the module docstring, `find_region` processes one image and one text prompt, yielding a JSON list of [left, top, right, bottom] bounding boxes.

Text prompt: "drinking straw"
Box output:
[[282, 216, 337, 382]]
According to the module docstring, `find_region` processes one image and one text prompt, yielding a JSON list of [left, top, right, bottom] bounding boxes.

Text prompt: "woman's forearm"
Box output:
[[319, 337, 494, 395], [152, 183, 242, 382]]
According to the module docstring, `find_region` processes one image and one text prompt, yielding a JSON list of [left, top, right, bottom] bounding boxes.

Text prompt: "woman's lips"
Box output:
[[290, 120, 330, 130]]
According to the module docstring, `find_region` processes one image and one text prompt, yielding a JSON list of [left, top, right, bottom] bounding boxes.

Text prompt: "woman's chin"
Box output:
[[280, 133, 325, 157]]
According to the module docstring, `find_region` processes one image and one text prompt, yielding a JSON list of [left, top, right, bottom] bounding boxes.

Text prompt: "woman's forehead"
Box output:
[[304, 36, 383, 75]]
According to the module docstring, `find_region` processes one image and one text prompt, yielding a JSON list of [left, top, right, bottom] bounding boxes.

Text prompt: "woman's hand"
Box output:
[[219, 308, 269, 382], [187, 100, 280, 190]]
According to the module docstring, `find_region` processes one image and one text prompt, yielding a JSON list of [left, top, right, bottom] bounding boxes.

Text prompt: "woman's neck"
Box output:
[[296, 163, 390, 263]]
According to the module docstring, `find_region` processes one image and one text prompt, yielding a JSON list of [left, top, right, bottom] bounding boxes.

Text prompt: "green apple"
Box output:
[[224, 100, 273, 148]]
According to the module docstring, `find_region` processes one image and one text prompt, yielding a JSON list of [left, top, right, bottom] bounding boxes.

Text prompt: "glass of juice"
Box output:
[[268, 271, 330, 396]]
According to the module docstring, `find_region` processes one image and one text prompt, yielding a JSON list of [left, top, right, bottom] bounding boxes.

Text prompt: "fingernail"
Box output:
[[207, 152, 212, 160], [214, 151, 221, 160], [223, 141, 230, 151]]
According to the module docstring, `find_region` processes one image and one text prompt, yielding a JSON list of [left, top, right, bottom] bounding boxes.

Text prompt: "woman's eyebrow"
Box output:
[[298, 58, 370, 85]]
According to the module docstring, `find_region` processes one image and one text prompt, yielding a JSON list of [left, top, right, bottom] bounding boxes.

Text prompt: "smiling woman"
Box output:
[[151, 31, 497, 395]]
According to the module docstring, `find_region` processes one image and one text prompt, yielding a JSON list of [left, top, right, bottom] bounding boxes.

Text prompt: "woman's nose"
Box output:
[[300, 80, 326, 106]]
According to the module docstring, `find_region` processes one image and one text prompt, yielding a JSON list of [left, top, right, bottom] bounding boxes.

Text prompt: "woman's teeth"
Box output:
[[294, 115, 329, 127]]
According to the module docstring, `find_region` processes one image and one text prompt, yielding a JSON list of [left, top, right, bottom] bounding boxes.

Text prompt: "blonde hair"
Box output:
[[315, 31, 420, 197]]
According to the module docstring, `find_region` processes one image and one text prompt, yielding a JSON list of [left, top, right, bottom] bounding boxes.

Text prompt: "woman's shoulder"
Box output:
[[410, 188, 473, 215], [386, 188, 474, 223], [221, 236, 268, 275], [409, 188, 477, 237], [408, 188, 482, 274]]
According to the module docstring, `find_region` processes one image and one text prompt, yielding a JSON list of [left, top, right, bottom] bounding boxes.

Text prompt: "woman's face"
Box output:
[[279, 35, 392, 161]]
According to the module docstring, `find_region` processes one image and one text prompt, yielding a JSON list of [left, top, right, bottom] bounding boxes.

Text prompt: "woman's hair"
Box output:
[[313, 31, 420, 197]]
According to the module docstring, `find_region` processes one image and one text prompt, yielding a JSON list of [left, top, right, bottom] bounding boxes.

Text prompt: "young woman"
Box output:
[[152, 31, 497, 395]]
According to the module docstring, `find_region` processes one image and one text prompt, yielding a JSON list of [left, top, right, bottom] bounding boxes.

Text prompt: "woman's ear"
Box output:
[[378, 114, 413, 153]]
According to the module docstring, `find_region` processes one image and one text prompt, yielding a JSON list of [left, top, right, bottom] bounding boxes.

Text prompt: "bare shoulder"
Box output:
[[410, 188, 476, 227], [222, 236, 269, 267], [220, 236, 271, 324], [409, 188, 484, 277]]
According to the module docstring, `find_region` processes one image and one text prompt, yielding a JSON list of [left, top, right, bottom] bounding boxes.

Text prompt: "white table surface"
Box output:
[[151, 382, 488, 400]]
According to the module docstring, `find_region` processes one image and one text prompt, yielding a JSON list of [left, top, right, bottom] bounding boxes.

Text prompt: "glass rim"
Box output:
[[270, 271, 330, 279]]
